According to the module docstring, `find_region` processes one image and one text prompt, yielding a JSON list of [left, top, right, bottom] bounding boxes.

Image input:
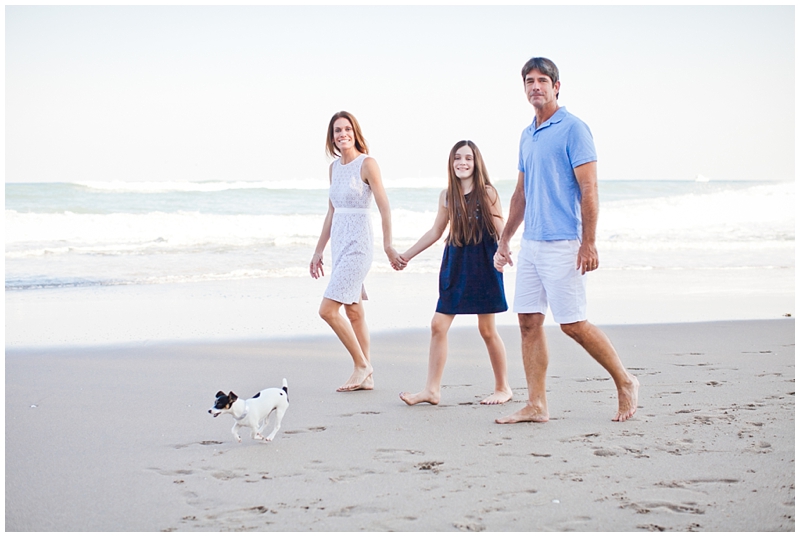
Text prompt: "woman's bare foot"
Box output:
[[359, 374, 374, 390], [399, 389, 440, 405], [337, 365, 373, 392], [495, 402, 549, 424], [613, 374, 639, 422], [480, 388, 513, 405]]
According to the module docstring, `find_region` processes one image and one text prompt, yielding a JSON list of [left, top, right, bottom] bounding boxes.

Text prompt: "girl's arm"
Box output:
[[400, 189, 449, 262], [486, 184, 505, 240], [310, 164, 335, 279], [362, 157, 403, 269]]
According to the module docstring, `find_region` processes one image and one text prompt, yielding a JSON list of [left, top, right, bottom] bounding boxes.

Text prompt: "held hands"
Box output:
[[310, 252, 324, 279], [576, 241, 599, 274], [385, 246, 407, 271], [493, 241, 513, 272], [397, 254, 410, 270]]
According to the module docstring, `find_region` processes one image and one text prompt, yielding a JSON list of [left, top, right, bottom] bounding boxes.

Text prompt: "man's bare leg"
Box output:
[[318, 298, 373, 392], [400, 313, 454, 405], [496, 313, 550, 423], [477, 314, 512, 405], [560, 320, 639, 421]]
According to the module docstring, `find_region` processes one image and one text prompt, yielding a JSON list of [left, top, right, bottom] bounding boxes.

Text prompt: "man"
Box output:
[[494, 57, 638, 423]]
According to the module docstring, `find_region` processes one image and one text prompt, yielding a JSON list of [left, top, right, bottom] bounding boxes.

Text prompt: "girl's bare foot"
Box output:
[[399, 390, 440, 405], [495, 402, 549, 424], [337, 365, 373, 392], [480, 388, 513, 405]]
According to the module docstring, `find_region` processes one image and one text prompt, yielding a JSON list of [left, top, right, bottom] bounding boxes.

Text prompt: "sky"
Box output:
[[4, 5, 795, 185]]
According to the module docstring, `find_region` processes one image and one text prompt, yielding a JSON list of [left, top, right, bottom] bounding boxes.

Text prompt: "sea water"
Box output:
[[5, 179, 795, 345]]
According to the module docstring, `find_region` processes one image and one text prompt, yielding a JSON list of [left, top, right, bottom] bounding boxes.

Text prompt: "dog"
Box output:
[[208, 378, 289, 442]]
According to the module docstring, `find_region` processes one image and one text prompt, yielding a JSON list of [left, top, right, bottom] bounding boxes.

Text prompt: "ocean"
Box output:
[[5, 179, 794, 289], [4, 179, 795, 346]]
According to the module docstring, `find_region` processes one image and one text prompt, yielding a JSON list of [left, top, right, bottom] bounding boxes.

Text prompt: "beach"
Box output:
[[6, 4, 797, 531], [5, 319, 795, 531], [5, 179, 795, 530]]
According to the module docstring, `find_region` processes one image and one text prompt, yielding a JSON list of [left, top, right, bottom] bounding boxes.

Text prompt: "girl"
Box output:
[[399, 140, 512, 405], [310, 111, 404, 392]]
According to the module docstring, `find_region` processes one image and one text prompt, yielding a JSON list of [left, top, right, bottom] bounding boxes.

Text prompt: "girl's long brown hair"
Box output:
[[325, 111, 369, 158], [446, 140, 502, 246]]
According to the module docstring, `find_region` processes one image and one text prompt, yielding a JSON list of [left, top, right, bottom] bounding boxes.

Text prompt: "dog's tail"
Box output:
[[281, 378, 289, 403]]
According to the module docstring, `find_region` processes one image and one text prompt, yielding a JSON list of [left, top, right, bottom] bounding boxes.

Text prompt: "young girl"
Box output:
[[310, 111, 404, 392], [399, 140, 512, 405]]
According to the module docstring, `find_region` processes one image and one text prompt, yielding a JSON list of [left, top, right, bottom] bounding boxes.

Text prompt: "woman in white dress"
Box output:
[[310, 111, 404, 392]]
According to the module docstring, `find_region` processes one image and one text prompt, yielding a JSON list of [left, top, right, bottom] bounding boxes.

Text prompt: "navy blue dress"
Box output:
[[436, 192, 508, 315]]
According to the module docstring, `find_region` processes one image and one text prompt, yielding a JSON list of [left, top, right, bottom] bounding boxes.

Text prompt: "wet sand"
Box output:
[[5, 319, 795, 531]]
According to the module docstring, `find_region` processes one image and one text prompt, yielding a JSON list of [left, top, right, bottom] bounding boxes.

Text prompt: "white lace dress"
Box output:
[[324, 153, 373, 304]]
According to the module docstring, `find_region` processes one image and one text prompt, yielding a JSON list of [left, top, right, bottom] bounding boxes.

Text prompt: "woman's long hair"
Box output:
[[325, 111, 369, 158], [446, 140, 501, 246]]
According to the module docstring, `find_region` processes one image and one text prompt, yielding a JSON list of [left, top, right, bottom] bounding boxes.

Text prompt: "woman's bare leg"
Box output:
[[344, 300, 373, 390], [319, 298, 373, 391]]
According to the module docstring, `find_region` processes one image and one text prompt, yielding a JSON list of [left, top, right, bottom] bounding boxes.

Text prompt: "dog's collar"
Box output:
[[233, 403, 249, 421]]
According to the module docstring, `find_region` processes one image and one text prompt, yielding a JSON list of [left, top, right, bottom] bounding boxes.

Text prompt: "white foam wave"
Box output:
[[4, 208, 438, 257], [71, 177, 503, 193], [73, 179, 330, 193], [599, 182, 794, 243], [5, 181, 794, 288]]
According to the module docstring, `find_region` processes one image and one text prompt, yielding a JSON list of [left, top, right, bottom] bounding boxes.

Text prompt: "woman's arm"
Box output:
[[362, 157, 403, 269], [310, 164, 335, 279], [400, 189, 449, 262]]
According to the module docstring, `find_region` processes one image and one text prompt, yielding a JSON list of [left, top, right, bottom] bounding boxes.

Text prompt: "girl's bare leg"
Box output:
[[477, 314, 513, 404], [400, 313, 454, 405], [318, 298, 373, 392]]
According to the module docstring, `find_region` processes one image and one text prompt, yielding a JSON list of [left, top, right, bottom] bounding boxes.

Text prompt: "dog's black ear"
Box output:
[[229, 392, 238, 402], [215, 391, 226, 398]]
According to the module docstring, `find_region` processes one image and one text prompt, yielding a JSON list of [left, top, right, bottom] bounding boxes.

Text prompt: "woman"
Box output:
[[398, 140, 511, 405], [310, 111, 403, 392]]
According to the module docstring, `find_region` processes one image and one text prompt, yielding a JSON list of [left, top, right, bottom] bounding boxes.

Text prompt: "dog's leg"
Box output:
[[249, 417, 266, 441], [265, 404, 287, 441], [255, 409, 275, 440], [232, 422, 243, 443]]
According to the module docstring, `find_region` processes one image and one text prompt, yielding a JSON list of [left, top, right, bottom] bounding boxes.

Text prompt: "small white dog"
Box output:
[[208, 378, 289, 442]]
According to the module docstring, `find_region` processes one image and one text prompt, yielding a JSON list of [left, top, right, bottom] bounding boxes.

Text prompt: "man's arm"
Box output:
[[574, 161, 599, 274], [494, 171, 526, 272]]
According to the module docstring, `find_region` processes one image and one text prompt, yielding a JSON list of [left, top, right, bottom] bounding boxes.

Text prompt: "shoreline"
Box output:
[[5, 266, 794, 349], [6, 319, 795, 531]]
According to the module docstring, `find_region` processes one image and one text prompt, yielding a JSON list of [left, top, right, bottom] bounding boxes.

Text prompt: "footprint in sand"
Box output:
[[453, 521, 486, 531], [172, 440, 223, 449], [283, 426, 327, 435], [416, 461, 444, 473], [622, 501, 705, 515], [149, 467, 194, 477]]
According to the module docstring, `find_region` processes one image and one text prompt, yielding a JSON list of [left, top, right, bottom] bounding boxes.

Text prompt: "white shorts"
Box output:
[[513, 239, 587, 324]]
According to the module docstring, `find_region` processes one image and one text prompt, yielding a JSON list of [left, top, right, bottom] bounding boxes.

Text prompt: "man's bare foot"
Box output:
[[495, 402, 549, 424], [613, 374, 639, 422], [336, 365, 373, 392], [480, 388, 513, 405], [399, 390, 440, 405]]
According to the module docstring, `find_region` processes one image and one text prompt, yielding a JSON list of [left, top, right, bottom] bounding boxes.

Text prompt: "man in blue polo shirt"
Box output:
[[494, 57, 639, 424]]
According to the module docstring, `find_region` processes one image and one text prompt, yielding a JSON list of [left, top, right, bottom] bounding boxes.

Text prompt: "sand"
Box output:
[[4, 318, 794, 531]]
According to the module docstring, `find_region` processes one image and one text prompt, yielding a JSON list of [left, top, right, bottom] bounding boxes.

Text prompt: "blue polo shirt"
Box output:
[[518, 107, 596, 241]]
